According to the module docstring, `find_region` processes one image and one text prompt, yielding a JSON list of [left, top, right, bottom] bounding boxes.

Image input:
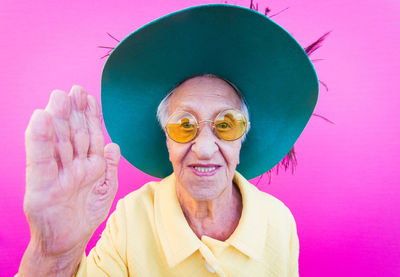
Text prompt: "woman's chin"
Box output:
[[186, 182, 225, 201]]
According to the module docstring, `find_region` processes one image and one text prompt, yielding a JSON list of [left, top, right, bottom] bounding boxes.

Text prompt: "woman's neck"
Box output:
[[176, 181, 243, 241]]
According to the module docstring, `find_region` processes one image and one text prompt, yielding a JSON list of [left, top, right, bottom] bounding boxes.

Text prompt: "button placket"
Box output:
[[199, 245, 226, 276], [205, 261, 216, 273]]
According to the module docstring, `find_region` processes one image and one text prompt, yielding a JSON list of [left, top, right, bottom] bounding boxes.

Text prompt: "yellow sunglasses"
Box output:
[[165, 109, 249, 143]]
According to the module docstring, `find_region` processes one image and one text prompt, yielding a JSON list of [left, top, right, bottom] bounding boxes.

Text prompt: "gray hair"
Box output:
[[156, 74, 251, 142]]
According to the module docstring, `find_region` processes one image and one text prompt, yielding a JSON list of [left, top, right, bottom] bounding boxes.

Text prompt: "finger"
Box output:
[[103, 143, 121, 192], [85, 95, 105, 157], [69, 85, 89, 159], [45, 89, 73, 168], [25, 110, 58, 189]]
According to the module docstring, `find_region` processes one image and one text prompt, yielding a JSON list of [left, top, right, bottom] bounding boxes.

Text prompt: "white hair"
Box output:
[[156, 74, 251, 142]]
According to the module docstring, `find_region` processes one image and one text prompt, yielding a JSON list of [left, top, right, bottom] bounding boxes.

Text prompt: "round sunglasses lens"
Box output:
[[166, 111, 197, 143], [214, 110, 247, 141]]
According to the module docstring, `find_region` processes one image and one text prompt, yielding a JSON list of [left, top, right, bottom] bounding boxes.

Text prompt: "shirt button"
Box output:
[[205, 261, 215, 273]]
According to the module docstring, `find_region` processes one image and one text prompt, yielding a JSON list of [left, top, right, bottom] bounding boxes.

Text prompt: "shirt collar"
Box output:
[[225, 171, 269, 261], [154, 171, 269, 267], [154, 173, 200, 268]]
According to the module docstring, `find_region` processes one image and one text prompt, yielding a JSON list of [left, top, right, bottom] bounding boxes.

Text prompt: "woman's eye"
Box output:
[[182, 122, 192, 128], [217, 122, 229, 129]]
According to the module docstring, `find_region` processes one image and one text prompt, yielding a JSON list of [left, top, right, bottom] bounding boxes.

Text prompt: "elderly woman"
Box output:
[[17, 4, 318, 277]]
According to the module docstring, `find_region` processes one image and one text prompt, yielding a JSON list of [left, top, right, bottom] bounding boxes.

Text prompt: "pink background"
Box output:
[[1, 0, 399, 276]]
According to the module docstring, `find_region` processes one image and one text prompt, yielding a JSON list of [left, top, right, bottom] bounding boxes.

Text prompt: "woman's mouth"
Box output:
[[189, 164, 220, 176]]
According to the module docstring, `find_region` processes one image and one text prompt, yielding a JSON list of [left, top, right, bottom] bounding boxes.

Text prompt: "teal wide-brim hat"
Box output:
[[101, 4, 319, 179]]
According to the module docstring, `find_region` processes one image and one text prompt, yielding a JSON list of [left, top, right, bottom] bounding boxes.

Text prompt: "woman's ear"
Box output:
[[166, 137, 172, 163], [237, 143, 242, 165]]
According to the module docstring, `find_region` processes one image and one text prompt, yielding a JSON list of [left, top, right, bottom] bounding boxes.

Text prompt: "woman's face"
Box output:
[[166, 76, 243, 201]]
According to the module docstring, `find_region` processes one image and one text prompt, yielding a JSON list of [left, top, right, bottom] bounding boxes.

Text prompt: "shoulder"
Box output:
[[235, 172, 296, 226], [250, 182, 294, 215], [105, 180, 162, 247], [114, 180, 160, 218], [123, 181, 159, 204], [254, 188, 296, 225], [245, 182, 298, 243]]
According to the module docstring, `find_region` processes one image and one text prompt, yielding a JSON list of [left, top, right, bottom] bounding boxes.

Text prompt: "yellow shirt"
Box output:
[[75, 171, 299, 276]]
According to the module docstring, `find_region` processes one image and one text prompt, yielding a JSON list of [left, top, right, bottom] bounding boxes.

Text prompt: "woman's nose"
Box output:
[[191, 123, 218, 159]]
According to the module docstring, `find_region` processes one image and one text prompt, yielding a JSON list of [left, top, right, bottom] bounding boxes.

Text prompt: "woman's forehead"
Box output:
[[168, 76, 242, 115]]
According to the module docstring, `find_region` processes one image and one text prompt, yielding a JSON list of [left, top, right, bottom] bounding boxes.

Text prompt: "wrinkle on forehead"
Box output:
[[168, 76, 242, 117]]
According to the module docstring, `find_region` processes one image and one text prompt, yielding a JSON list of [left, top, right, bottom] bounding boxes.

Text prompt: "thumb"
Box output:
[[104, 143, 121, 189]]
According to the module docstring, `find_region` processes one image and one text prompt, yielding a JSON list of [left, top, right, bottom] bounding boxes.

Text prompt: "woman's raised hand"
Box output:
[[19, 85, 120, 276]]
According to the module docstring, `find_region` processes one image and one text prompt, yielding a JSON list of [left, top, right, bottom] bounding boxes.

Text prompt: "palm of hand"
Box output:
[[24, 85, 120, 255]]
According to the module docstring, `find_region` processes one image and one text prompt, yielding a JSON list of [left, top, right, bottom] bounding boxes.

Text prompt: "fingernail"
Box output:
[[90, 96, 99, 115], [71, 85, 87, 110], [53, 90, 70, 115], [31, 110, 53, 138]]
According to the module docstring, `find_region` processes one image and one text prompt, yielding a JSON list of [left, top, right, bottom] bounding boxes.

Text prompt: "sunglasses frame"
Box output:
[[164, 109, 249, 144]]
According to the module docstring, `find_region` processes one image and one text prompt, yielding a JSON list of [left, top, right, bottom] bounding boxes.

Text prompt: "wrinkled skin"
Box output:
[[21, 85, 120, 273], [166, 76, 243, 240]]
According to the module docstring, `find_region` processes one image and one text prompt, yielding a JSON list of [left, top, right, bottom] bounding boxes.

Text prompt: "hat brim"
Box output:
[[102, 4, 319, 179]]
